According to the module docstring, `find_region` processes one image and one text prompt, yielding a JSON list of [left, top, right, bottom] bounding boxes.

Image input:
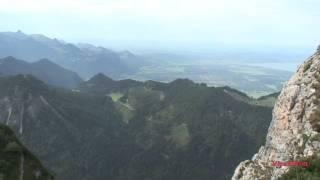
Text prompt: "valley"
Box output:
[[127, 63, 291, 97], [0, 31, 295, 97]]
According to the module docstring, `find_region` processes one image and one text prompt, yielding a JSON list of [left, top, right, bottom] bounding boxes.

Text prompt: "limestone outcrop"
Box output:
[[232, 48, 320, 180]]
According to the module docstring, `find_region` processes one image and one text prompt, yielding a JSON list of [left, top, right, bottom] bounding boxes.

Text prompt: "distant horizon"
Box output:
[[1, 29, 316, 57], [0, 30, 313, 72], [1, 0, 319, 54]]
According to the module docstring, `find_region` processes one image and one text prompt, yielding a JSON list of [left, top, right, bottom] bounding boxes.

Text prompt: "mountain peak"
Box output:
[[88, 73, 115, 84], [119, 50, 135, 59], [0, 56, 27, 65], [170, 78, 194, 85], [232, 48, 320, 179], [0, 57, 82, 89], [36, 58, 56, 65], [1, 56, 17, 61], [0, 74, 49, 95], [91, 73, 110, 79], [1, 31, 28, 39]]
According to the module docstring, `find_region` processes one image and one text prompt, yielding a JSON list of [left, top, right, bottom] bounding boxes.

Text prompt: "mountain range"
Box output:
[[0, 30, 310, 180], [0, 31, 291, 96], [0, 56, 82, 88], [0, 31, 146, 79], [0, 72, 273, 180]]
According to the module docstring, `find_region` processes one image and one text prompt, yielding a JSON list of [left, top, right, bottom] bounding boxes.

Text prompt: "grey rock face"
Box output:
[[232, 49, 320, 180]]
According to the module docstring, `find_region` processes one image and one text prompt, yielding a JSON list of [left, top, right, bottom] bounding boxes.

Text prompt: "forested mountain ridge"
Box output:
[[80, 73, 278, 107], [0, 56, 83, 88], [0, 31, 145, 79], [0, 31, 292, 96], [0, 73, 273, 180]]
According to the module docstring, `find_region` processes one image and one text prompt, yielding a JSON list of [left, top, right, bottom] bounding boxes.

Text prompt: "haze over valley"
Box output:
[[0, 31, 305, 97]]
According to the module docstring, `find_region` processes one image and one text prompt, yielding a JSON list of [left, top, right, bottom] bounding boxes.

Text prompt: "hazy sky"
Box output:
[[0, 0, 319, 52]]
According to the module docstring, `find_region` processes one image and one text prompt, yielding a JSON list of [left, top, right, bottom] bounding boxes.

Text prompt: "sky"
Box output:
[[0, 0, 320, 53]]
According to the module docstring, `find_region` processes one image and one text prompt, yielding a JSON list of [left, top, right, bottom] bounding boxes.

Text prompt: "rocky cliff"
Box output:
[[232, 47, 320, 180]]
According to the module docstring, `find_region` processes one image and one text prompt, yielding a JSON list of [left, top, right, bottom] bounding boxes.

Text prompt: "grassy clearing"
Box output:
[[109, 92, 123, 102], [171, 123, 191, 147]]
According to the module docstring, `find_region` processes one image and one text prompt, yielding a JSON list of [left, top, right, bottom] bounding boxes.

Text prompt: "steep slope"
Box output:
[[0, 56, 83, 88], [232, 48, 320, 179], [0, 124, 53, 180], [0, 31, 144, 78], [0, 75, 132, 180]]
